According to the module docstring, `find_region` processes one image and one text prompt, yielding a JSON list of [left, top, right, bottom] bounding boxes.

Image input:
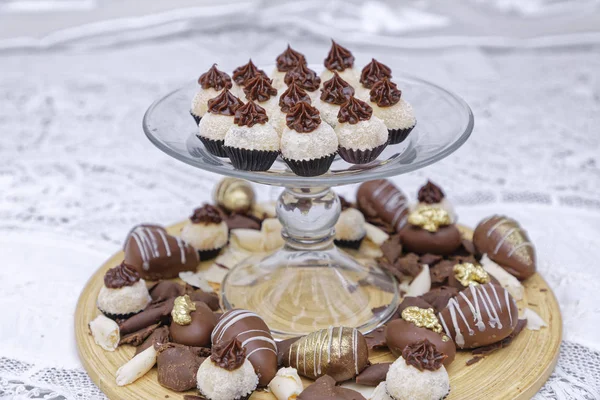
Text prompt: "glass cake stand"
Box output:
[[143, 74, 474, 339]]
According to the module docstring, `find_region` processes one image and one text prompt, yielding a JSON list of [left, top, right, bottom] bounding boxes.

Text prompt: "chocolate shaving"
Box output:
[[232, 59, 268, 86], [380, 235, 402, 263], [207, 89, 244, 116], [136, 325, 170, 355], [324, 40, 355, 71], [402, 339, 447, 371], [119, 323, 161, 347], [184, 396, 206, 400], [360, 59, 392, 89], [356, 363, 391, 386], [337, 96, 373, 124], [285, 101, 321, 133], [118, 297, 175, 335], [472, 319, 527, 356], [420, 253, 443, 267], [104, 262, 139, 289], [243, 75, 277, 102], [418, 181, 445, 204], [320, 72, 355, 105], [396, 253, 423, 277], [234, 100, 269, 127], [466, 356, 483, 366], [369, 78, 401, 107], [421, 286, 459, 313], [276, 45, 307, 72], [198, 64, 232, 91], [429, 260, 456, 285], [364, 326, 387, 350], [210, 337, 246, 371]]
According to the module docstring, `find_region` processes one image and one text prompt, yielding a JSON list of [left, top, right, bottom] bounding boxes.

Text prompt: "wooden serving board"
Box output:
[[75, 222, 562, 400]]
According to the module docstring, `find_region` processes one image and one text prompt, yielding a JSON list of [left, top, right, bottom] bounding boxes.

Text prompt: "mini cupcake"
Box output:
[[232, 59, 269, 98], [190, 64, 233, 125], [357, 58, 392, 100], [334, 96, 388, 164], [313, 71, 354, 128], [97, 262, 151, 320], [223, 101, 279, 171], [271, 45, 307, 89], [280, 101, 338, 177], [197, 89, 244, 157], [334, 196, 366, 249], [284, 64, 321, 101], [272, 80, 312, 135], [321, 40, 359, 86], [416, 180, 456, 223], [369, 78, 416, 144], [181, 204, 229, 260], [196, 338, 259, 400]]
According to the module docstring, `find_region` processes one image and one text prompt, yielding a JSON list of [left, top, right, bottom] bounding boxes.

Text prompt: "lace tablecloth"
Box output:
[[0, 1, 599, 399]]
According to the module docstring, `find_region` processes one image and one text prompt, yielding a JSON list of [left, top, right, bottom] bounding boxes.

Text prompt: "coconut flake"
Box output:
[[481, 254, 524, 301], [522, 308, 547, 330]]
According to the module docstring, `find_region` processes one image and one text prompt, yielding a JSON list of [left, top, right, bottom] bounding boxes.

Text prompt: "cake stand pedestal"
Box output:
[[142, 74, 474, 339]]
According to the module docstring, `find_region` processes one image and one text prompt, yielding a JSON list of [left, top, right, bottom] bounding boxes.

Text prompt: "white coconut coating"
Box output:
[[371, 99, 416, 130], [224, 123, 280, 152], [335, 208, 367, 241], [313, 97, 341, 128], [231, 83, 245, 99], [280, 123, 338, 161], [335, 117, 388, 151], [181, 220, 229, 251], [321, 68, 359, 87], [97, 280, 151, 316], [191, 88, 220, 118], [354, 85, 371, 102], [370, 382, 393, 400], [268, 108, 287, 137], [197, 358, 258, 400], [385, 357, 450, 400], [198, 113, 236, 141], [270, 68, 287, 90]]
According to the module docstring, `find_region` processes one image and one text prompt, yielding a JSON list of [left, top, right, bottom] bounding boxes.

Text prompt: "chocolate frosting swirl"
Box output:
[[284, 64, 321, 92], [320, 72, 355, 105], [234, 101, 269, 127], [360, 59, 392, 89], [369, 78, 402, 107], [190, 204, 223, 224], [286, 101, 321, 133], [337, 96, 373, 124], [279, 81, 311, 112], [418, 181, 445, 204], [232, 59, 269, 86], [198, 64, 233, 91], [210, 338, 246, 371], [104, 262, 140, 289], [276, 45, 307, 72], [402, 339, 446, 371], [243, 74, 277, 102], [207, 89, 244, 116], [324, 40, 355, 71]]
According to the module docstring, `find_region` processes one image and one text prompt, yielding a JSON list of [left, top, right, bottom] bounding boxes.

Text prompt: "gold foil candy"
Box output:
[[401, 306, 443, 333], [171, 295, 196, 326], [407, 205, 451, 232], [453, 262, 490, 287], [213, 178, 255, 213]]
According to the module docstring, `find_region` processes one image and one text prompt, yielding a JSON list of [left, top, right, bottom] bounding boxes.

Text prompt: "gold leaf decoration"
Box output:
[[407, 206, 451, 232], [401, 306, 443, 333], [454, 262, 490, 287], [171, 295, 196, 326]]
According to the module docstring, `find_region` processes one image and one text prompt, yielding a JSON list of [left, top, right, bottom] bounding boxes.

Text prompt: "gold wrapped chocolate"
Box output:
[[407, 205, 451, 232], [454, 262, 490, 287], [213, 178, 255, 213], [171, 295, 196, 325], [401, 306, 443, 334], [283, 327, 369, 382]]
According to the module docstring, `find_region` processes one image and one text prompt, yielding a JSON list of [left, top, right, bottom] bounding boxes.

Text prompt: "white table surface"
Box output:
[[0, 1, 599, 399]]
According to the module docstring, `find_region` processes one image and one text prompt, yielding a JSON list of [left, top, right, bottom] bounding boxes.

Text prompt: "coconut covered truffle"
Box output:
[[197, 89, 244, 157], [335, 96, 388, 164], [181, 204, 229, 260], [196, 338, 259, 400], [335, 196, 366, 249], [273, 80, 312, 135], [357, 59, 392, 100], [369, 78, 416, 144], [314, 71, 355, 128], [280, 101, 338, 177], [271, 45, 307, 89], [190, 64, 233, 125], [232, 59, 269, 98], [97, 262, 151, 319], [385, 340, 450, 400], [321, 40, 359, 86], [284, 64, 322, 101]]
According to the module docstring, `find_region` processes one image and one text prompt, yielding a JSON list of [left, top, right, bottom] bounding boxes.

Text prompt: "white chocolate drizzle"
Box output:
[[129, 226, 188, 270], [370, 181, 409, 229], [485, 216, 533, 261]]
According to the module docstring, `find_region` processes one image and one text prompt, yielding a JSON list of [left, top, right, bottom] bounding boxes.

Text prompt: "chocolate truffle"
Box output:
[[284, 64, 321, 97], [283, 327, 369, 382], [157, 343, 206, 391], [356, 179, 409, 232], [399, 206, 462, 255], [438, 283, 519, 349], [181, 204, 228, 260], [360, 59, 392, 90], [314, 71, 355, 128], [298, 375, 366, 400], [321, 40, 358, 86], [191, 64, 233, 124], [271, 44, 307, 89], [334, 197, 366, 249], [97, 262, 151, 319], [473, 215, 536, 280], [369, 78, 416, 145], [170, 296, 218, 348], [212, 309, 278, 387], [197, 89, 245, 157], [124, 224, 199, 280], [232, 59, 269, 97]]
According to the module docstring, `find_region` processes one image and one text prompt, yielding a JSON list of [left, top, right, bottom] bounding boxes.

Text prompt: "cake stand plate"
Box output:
[[75, 222, 561, 400]]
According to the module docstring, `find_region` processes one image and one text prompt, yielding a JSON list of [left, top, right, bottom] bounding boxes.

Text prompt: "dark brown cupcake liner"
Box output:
[[335, 237, 364, 250], [283, 152, 336, 177], [388, 123, 415, 145], [338, 141, 388, 164], [197, 247, 224, 261], [190, 110, 202, 125], [99, 308, 142, 321], [223, 146, 279, 171], [196, 135, 228, 157]]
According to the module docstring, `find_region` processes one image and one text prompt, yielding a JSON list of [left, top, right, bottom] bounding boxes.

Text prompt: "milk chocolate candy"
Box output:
[[298, 375, 366, 400], [124, 224, 199, 280], [170, 301, 217, 347], [211, 309, 278, 387], [473, 215, 536, 280], [283, 327, 369, 382], [157, 343, 206, 391], [356, 180, 409, 232], [438, 283, 518, 349], [355, 363, 391, 386], [399, 224, 462, 255]]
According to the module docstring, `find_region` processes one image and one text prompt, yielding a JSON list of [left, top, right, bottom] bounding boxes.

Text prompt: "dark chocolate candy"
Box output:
[[225, 213, 261, 230], [379, 234, 402, 263], [399, 224, 462, 256], [473, 215, 536, 280], [135, 325, 170, 355], [356, 180, 409, 233], [170, 301, 217, 348], [119, 323, 160, 347], [421, 286, 459, 313], [157, 343, 206, 391], [298, 375, 366, 400], [355, 363, 391, 386], [119, 298, 174, 335]]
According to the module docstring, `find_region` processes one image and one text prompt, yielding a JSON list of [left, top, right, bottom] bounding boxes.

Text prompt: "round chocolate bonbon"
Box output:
[[170, 301, 217, 348]]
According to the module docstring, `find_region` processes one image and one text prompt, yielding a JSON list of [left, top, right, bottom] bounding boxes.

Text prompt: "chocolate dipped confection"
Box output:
[[157, 343, 206, 391], [473, 215, 536, 280], [356, 179, 409, 232], [284, 63, 321, 94], [190, 64, 233, 124], [322, 40, 358, 85], [124, 224, 199, 280], [119, 297, 175, 335], [283, 327, 369, 382], [181, 204, 228, 260], [169, 295, 218, 347], [360, 59, 392, 90], [438, 283, 519, 349], [385, 307, 456, 366], [97, 262, 151, 319], [197, 89, 245, 157], [315, 72, 355, 127], [298, 375, 366, 400], [369, 78, 416, 144], [399, 206, 462, 256], [211, 309, 278, 387]]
